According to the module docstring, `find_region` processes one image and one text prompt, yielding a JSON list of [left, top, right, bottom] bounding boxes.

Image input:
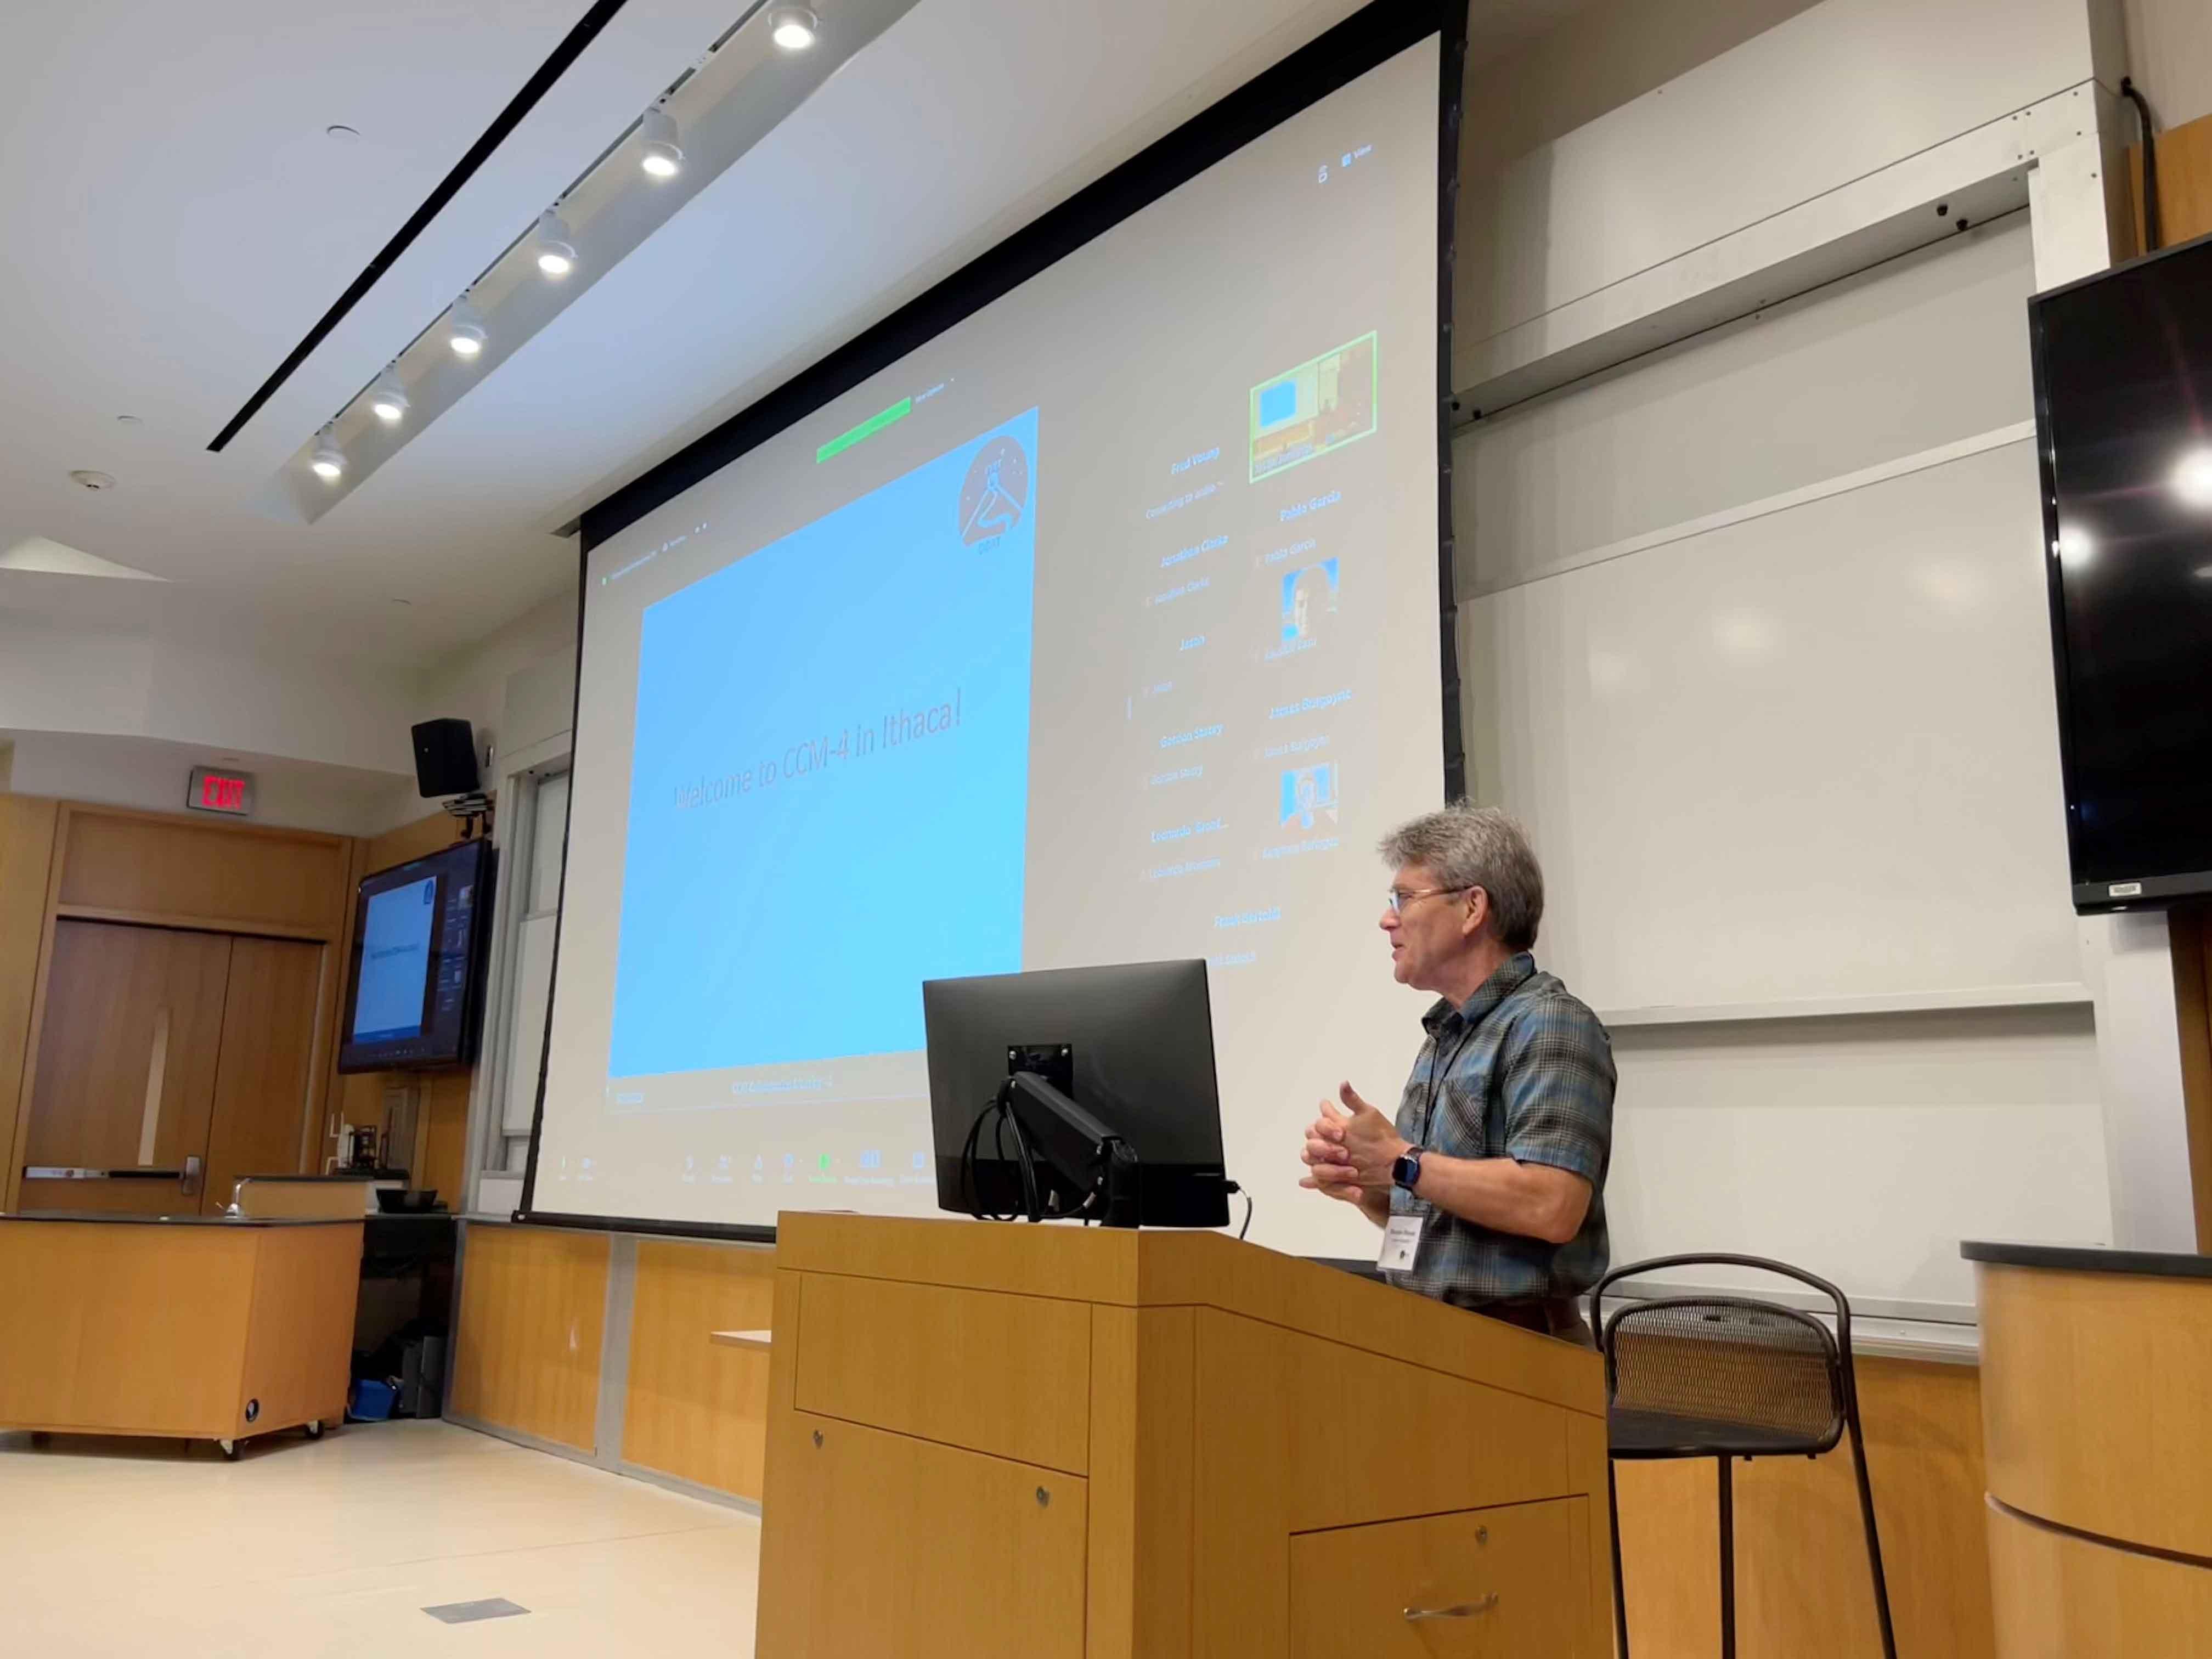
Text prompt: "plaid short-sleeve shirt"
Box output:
[[1383, 952, 1617, 1308]]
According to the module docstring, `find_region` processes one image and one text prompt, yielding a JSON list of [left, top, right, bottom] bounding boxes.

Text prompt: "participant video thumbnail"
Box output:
[[1279, 762, 1340, 830], [1249, 332, 1377, 481], [1281, 558, 1339, 645]]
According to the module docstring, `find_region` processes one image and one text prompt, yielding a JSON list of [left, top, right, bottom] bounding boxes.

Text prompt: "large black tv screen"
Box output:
[[337, 837, 496, 1072], [2030, 230, 2212, 912]]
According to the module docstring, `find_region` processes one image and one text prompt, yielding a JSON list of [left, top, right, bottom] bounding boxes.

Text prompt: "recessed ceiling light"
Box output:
[[639, 108, 683, 178], [369, 368, 409, 422], [326, 124, 361, 143], [769, 5, 820, 49], [2173, 445, 2212, 509], [534, 210, 577, 277], [68, 469, 116, 492], [449, 298, 487, 358], [310, 428, 345, 481]]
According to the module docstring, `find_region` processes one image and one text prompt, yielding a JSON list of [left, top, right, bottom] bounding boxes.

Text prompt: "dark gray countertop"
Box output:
[[235, 1171, 409, 1183], [0, 1211, 362, 1228], [1960, 1240, 2212, 1280]]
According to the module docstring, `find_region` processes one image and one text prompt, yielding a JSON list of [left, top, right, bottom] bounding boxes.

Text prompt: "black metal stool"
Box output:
[[1589, 1254, 1897, 1659]]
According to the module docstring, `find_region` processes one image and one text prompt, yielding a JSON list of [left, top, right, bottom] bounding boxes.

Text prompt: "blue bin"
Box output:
[[350, 1379, 396, 1422]]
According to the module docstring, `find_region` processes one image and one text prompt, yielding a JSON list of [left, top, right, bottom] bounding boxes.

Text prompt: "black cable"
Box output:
[[2121, 76, 2161, 253], [997, 1089, 1042, 1222], [957, 1104, 999, 1220], [958, 1086, 1047, 1222], [1228, 1180, 1254, 1241]]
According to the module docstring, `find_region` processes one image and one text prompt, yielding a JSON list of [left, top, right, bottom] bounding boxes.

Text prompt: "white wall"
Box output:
[[362, 585, 578, 832], [1, 729, 409, 837], [0, 608, 416, 776], [0, 556, 576, 838], [1440, 0, 2194, 1303], [1452, 0, 2128, 414], [1462, 0, 2106, 348], [406, 587, 577, 761], [2125, 0, 2212, 127]]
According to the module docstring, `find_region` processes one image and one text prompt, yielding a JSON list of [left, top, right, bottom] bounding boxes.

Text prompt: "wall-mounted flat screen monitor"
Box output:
[[337, 838, 496, 1071], [2029, 229, 2212, 911]]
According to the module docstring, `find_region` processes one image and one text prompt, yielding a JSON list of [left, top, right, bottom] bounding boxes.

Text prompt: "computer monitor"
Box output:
[[922, 960, 1229, 1228]]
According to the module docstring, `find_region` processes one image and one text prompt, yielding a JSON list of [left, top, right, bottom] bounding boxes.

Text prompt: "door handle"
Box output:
[[181, 1156, 204, 1198], [1404, 1595, 1498, 1621], [24, 1166, 185, 1181]]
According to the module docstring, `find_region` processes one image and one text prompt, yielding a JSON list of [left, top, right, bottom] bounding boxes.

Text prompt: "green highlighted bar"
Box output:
[[816, 397, 912, 462]]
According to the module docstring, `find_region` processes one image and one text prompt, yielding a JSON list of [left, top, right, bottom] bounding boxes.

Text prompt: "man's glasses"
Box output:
[[1386, 885, 1468, 915]]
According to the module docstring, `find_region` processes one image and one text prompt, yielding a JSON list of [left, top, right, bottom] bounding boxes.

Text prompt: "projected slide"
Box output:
[[610, 413, 1037, 1075], [352, 876, 435, 1041], [537, 34, 1444, 1243]]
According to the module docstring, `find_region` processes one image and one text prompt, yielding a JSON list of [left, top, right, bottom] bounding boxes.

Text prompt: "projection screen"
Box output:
[[527, 16, 1453, 1258]]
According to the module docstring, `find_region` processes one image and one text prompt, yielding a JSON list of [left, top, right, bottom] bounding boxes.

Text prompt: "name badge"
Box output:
[[1378, 1212, 1421, 1272]]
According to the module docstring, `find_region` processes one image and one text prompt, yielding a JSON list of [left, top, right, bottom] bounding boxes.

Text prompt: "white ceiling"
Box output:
[[0, 0, 1590, 672]]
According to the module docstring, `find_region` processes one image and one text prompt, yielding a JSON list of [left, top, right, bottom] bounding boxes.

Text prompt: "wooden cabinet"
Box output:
[[790, 1272, 1093, 1472], [1972, 1252, 2212, 1658], [0, 1216, 360, 1447], [1987, 1499, 2212, 1659], [758, 1214, 1612, 1659], [1289, 1499, 1585, 1659], [766, 1409, 1088, 1659]]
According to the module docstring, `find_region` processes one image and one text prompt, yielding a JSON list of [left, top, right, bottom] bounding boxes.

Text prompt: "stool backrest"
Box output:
[[1604, 1295, 1843, 1448], [1590, 1253, 1860, 1455]]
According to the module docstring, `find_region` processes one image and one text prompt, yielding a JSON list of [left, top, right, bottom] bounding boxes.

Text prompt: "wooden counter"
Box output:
[[1964, 1242, 2212, 1658], [0, 1212, 361, 1453]]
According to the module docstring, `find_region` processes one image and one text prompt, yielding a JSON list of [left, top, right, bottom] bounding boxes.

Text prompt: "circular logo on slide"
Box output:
[[959, 436, 1030, 546]]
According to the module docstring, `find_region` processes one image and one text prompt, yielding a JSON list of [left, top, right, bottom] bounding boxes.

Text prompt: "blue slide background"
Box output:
[[353, 876, 435, 1040], [608, 410, 1038, 1075]]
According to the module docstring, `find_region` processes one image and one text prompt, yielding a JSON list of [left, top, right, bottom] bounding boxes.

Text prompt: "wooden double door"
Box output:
[[18, 919, 324, 1215]]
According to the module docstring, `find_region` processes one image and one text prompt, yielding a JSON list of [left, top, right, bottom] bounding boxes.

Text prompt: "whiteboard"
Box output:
[[1461, 438, 2082, 1016], [1449, 222, 2111, 1311]]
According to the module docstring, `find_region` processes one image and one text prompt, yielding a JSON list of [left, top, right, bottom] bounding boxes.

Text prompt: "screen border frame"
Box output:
[[337, 834, 498, 1074], [2028, 222, 2212, 915], [518, 0, 1470, 1238]]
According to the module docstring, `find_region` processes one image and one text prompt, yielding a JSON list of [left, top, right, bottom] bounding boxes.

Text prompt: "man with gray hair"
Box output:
[[1301, 803, 1616, 1344]]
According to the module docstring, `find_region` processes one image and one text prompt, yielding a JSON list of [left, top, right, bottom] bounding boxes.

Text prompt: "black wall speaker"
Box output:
[[412, 718, 481, 798]]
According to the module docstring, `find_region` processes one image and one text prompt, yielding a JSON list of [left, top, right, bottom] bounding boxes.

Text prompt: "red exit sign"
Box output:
[[187, 766, 255, 816]]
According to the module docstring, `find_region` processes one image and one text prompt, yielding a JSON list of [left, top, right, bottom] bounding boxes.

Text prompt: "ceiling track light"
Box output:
[[769, 5, 821, 49], [369, 368, 410, 422], [535, 208, 577, 277], [449, 297, 487, 358], [639, 106, 684, 178], [2174, 445, 2212, 510], [310, 427, 345, 482]]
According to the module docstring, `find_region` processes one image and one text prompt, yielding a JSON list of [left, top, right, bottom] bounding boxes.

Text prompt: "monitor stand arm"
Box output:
[[1001, 1070, 1142, 1228]]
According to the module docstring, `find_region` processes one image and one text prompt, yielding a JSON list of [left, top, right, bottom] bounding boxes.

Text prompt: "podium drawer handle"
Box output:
[[1404, 1595, 1498, 1621]]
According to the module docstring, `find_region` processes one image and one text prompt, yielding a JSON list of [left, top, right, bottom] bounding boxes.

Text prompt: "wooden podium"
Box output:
[[757, 1214, 1612, 1658]]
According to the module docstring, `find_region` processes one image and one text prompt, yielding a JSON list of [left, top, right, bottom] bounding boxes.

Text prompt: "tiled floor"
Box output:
[[0, 1420, 760, 1656]]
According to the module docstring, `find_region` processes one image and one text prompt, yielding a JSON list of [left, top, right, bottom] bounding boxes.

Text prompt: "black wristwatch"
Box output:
[[1391, 1146, 1424, 1194]]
